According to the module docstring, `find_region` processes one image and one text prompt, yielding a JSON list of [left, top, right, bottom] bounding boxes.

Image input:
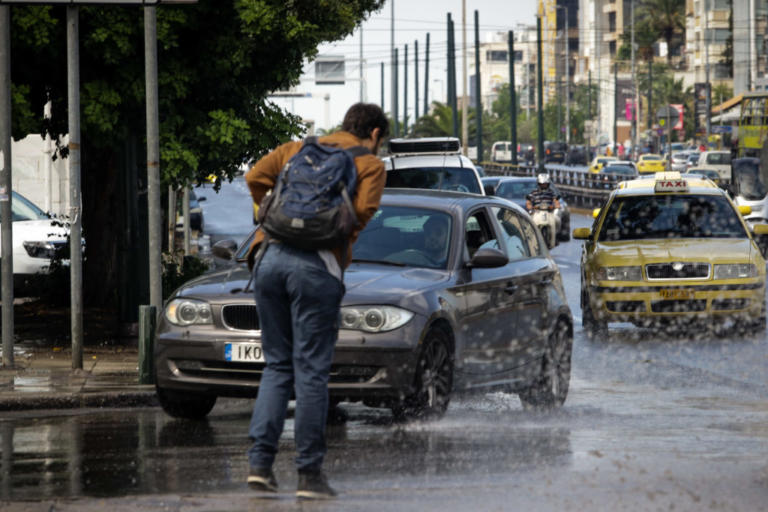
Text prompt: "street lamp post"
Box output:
[[555, 5, 570, 144]]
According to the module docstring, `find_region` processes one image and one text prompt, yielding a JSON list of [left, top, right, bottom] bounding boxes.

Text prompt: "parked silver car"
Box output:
[[154, 190, 573, 420]]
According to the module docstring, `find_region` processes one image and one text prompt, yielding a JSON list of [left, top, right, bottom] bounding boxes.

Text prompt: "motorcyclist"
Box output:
[[526, 173, 561, 248]]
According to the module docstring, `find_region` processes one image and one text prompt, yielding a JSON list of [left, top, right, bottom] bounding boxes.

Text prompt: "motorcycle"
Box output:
[[530, 205, 560, 250]]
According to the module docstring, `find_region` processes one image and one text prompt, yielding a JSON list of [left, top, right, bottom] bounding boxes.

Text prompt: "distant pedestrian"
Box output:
[[243, 103, 388, 499]]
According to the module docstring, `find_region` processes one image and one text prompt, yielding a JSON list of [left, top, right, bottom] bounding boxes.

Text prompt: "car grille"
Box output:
[[650, 300, 707, 313], [605, 301, 646, 313], [645, 263, 710, 280], [711, 298, 750, 311], [222, 304, 260, 331]]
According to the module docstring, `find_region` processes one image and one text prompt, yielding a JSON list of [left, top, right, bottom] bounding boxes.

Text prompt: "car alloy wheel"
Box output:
[[392, 327, 453, 421], [518, 320, 572, 410]]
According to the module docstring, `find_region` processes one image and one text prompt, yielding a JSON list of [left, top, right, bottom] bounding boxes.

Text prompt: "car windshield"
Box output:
[[602, 166, 635, 175], [10, 191, 48, 222], [706, 152, 732, 165], [598, 194, 747, 241], [386, 167, 481, 194], [495, 180, 537, 199], [643, 155, 662, 161], [733, 161, 767, 200], [352, 206, 453, 269]]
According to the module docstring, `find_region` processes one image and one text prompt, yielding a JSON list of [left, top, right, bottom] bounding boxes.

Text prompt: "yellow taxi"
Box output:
[[589, 156, 619, 173], [636, 154, 667, 174], [573, 172, 768, 336]]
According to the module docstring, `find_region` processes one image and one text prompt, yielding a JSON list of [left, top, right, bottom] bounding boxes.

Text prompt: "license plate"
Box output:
[[659, 289, 695, 300], [224, 343, 265, 362]]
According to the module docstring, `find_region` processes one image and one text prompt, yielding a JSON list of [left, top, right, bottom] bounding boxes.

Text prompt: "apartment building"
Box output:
[[686, 0, 732, 86], [733, 0, 768, 95]]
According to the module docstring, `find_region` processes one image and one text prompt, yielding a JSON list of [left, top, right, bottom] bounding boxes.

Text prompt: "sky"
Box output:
[[270, 0, 538, 132]]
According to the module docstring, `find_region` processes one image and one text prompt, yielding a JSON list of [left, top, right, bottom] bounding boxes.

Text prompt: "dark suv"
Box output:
[[544, 141, 568, 164], [565, 145, 587, 166]]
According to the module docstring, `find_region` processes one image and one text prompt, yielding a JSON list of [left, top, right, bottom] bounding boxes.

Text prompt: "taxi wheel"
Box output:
[[519, 320, 572, 411], [156, 385, 217, 420], [582, 289, 606, 339], [391, 327, 453, 421]]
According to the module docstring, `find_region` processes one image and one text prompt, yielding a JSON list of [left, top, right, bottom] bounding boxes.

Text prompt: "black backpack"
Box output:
[[258, 136, 370, 250]]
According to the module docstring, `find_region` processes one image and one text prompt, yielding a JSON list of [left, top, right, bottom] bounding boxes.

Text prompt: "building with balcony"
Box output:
[[733, 0, 768, 95]]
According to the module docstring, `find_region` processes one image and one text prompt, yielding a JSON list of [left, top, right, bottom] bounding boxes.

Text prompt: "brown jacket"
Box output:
[[245, 131, 386, 268]]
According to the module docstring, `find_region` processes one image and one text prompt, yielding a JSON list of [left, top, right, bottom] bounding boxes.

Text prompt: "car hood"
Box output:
[[594, 238, 759, 266], [172, 263, 452, 307], [11, 219, 69, 242]]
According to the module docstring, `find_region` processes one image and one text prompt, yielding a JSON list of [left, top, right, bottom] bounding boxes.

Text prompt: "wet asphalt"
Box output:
[[1, 178, 768, 511]]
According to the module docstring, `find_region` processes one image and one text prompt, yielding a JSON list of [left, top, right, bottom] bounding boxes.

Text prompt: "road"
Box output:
[[1, 178, 768, 511]]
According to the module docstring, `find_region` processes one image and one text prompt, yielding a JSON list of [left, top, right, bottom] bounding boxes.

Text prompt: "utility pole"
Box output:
[[448, 14, 459, 138], [69, 6, 84, 370], [394, 48, 399, 136], [424, 33, 430, 114], [474, 10, 482, 161], [381, 62, 384, 109], [404, 44, 408, 135], [614, 61, 618, 156], [705, 0, 712, 141], [415, 39, 419, 122], [359, 24, 364, 102], [537, 16, 544, 173], [557, 79, 562, 140], [588, 70, 592, 157], [390, 0, 395, 128], [461, 0, 469, 155], [631, 0, 637, 159], [564, 6, 570, 145], [509, 30, 518, 165], [647, 59, 652, 131], [0, 5, 13, 368]]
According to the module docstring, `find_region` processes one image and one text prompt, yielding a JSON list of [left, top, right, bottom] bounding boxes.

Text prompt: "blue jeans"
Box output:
[[247, 243, 344, 472]]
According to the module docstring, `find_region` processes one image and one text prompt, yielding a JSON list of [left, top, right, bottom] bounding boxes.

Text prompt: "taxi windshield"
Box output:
[[598, 194, 747, 241]]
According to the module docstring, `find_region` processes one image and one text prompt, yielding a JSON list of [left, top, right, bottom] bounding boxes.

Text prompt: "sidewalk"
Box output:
[[0, 343, 158, 412]]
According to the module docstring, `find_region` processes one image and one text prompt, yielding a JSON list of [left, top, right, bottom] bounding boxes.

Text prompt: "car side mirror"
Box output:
[[739, 205, 752, 216], [592, 208, 601, 218], [212, 239, 237, 261], [752, 224, 768, 236], [467, 247, 509, 268], [483, 184, 496, 196], [573, 227, 591, 240]]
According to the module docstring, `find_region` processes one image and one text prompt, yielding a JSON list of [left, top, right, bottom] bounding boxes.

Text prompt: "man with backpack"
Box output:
[[243, 103, 389, 499]]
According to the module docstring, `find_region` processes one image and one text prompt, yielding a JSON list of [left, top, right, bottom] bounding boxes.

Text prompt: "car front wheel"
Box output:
[[518, 320, 572, 410], [582, 288, 606, 339], [156, 386, 217, 419], [391, 327, 453, 421]]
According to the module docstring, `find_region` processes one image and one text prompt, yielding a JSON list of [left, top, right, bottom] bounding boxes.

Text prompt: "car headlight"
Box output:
[[713, 264, 758, 279], [165, 298, 213, 326], [596, 266, 643, 281], [23, 241, 61, 259], [340, 306, 414, 333]]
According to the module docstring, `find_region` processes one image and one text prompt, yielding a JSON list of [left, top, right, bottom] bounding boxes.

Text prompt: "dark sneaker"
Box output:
[[247, 467, 278, 492], [296, 470, 337, 499]]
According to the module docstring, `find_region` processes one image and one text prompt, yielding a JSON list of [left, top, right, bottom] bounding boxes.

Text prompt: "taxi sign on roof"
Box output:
[[654, 177, 688, 193]]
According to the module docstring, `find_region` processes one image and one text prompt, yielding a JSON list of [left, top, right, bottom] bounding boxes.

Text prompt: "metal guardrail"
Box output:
[[482, 162, 619, 208]]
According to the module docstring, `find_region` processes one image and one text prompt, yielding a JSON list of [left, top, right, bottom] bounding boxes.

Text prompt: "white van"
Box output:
[[698, 150, 732, 180], [490, 141, 513, 162]]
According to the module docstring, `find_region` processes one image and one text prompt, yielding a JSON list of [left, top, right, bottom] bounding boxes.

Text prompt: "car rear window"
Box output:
[[495, 180, 537, 199], [386, 167, 481, 194], [598, 194, 747, 241]]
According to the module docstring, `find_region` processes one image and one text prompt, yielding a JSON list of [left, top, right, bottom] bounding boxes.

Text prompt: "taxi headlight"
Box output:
[[165, 298, 213, 326], [713, 264, 758, 279], [596, 266, 643, 281], [340, 306, 414, 333]]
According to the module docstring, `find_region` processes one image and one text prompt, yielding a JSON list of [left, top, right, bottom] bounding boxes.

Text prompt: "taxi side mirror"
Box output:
[[573, 227, 591, 240], [739, 205, 752, 216], [752, 224, 768, 236], [592, 208, 601, 218]]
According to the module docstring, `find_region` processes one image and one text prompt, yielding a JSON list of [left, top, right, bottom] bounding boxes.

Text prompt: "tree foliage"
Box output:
[[9, 0, 384, 315]]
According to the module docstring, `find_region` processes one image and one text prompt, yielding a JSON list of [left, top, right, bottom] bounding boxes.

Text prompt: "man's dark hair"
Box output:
[[341, 103, 389, 140]]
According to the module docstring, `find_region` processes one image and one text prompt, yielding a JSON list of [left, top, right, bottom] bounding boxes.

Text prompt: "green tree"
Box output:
[[10, 1, 384, 322], [638, 0, 685, 64]]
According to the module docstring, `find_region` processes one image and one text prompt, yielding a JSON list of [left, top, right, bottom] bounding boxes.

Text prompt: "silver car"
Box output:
[[154, 190, 573, 421], [670, 151, 692, 172]]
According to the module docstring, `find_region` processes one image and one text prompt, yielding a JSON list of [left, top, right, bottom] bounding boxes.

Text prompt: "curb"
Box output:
[[0, 390, 158, 412]]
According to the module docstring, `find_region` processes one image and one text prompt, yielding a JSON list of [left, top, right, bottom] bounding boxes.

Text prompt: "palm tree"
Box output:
[[638, 0, 685, 65], [412, 102, 455, 137]]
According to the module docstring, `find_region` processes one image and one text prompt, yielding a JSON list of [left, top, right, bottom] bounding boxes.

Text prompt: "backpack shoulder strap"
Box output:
[[346, 145, 372, 158]]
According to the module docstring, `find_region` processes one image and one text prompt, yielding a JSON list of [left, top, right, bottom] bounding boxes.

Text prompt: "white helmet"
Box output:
[[537, 173, 551, 185]]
